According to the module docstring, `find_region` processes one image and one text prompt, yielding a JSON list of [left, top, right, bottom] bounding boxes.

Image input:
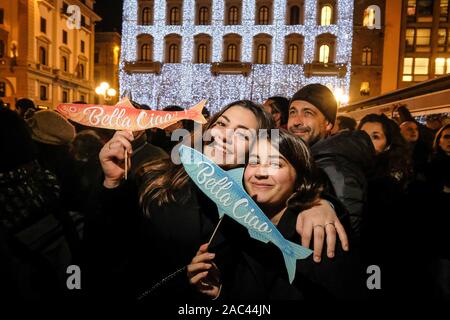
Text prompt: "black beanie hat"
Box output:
[[290, 84, 337, 124]]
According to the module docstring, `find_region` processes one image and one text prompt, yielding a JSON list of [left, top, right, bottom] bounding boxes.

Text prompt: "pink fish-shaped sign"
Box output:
[[56, 98, 207, 131]]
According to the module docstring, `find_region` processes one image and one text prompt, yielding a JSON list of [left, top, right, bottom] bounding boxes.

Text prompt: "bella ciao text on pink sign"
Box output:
[[56, 98, 207, 131]]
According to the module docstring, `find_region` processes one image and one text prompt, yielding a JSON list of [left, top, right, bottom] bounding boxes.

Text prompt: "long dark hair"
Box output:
[[254, 129, 322, 213], [358, 113, 412, 184], [137, 100, 274, 215], [433, 123, 450, 155]]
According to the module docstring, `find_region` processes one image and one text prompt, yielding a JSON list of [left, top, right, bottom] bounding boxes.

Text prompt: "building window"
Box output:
[[403, 57, 429, 82], [360, 82, 370, 96], [0, 9, 4, 24], [290, 6, 300, 25], [438, 28, 449, 51], [256, 44, 268, 64], [81, 15, 86, 27], [319, 45, 330, 63], [63, 30, 68, 44], [62, 90, 69, 103], [226, 44, 237, 62], [62, 56, 68, 71], [39, 47, 47, 65], [169, 7, 180, 25], [363, 6, 381, 29], [0, 82, 5, 98], [407, 0, 417, 21], [441, 0, 449, 22], [258, 6, 269, 25], [94, 50, 99, 63], [417, 0, 433, 17], [141, 44, 151, 61], [435, 57, 450, 74], [80, 94, 86, 102], [416, 28, 431, 52], [199, 7, 209, 25], [287, 44, 299, 64], [40, 17, 47, 34], [78, 63, 85, 79], [197, 44, 207, 63], [81, 40, 85, 53], [405, 28, 415, 52], [229, 6, 239, 24], [362, 47, 372, 65], [142, 7, 151, 25], [169, 44, 179, 63], [0, 40, 4, 58], [321, 5, 332, 26], [40, 85, 47, 100]]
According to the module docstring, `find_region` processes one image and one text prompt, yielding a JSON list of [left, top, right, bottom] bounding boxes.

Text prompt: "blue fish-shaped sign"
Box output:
[[179, 145, 313, 283]]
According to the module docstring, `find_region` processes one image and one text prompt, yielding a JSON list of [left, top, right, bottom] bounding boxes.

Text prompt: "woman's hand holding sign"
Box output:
[[100, 130, 133, 188], [187, 244, 221, 299]]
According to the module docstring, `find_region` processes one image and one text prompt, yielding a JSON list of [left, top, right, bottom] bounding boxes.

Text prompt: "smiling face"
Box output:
[[361, 121, 387, 154], [244, 139, 297, 212], [203, 106, 259, 168], [287, 100, 332, 145]]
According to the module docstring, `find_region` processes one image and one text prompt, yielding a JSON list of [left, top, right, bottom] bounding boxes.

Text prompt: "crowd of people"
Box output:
[[0, 85, 449, 302]]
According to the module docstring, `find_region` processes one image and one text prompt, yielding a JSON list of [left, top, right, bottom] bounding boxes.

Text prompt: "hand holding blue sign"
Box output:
[[179, 145, 313, 283]]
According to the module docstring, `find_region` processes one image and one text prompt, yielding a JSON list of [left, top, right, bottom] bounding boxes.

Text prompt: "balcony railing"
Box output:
[[304, 62, 347, 78], [211, 62, 252, 76], [124, 61, 162, 74]]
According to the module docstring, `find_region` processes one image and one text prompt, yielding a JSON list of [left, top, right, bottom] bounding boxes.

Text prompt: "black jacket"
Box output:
[[311, 131, 375, 239], [208, 208, 364, 300]]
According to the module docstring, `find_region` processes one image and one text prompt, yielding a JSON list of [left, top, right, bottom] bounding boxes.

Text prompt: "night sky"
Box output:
[[94, 0, 124, 33]]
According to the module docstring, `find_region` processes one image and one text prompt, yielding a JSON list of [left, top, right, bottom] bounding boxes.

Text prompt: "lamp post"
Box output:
[[334, 87, 349, 109], [95, 82, 117, 104]]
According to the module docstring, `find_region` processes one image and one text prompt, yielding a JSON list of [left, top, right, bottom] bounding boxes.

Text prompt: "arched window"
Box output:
[[321, 5, 332, 25], [169, 44, 179, 63], [363, 5, 381, 29], [199, 7, 209, 25], [142, 7, 151, 25], [259, 6, 269, 24], [79, 64, 85, 79], [39, 47, 47, 65], [288, 44, 299, 64], [141, 44, 151, 61], [290, 6, 300, 25], [0, 40, 5, 58], [170, 7, 180, 25], [62, 56, 68, 71], [229, 6, 238, 24], [319, 45, 330, 63], [257, 44, 268, 64], [362, 47, 372, 66], [226, 44, 237, 62], [197, 44, 207, 63]]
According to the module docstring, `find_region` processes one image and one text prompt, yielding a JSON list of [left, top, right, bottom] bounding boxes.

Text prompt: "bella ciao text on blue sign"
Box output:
[[179, 145, 313, 283]]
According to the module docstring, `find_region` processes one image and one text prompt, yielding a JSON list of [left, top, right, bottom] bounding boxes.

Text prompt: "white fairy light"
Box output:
[[120, 0, 354, 113]]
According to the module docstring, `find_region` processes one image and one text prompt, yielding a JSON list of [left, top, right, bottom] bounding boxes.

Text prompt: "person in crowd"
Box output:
[[94, 100, 349, 300], [0, 109, 74, 301], [396, 105, 435, 149], [331, 115, 357, 135], [25, 110, 78, 209], [356, 114, 425, 298], [426, 115, 443, 137], [15, 98, 37, 119], [426, 123, 450, 299], [187, 130, 363, 300], [426, 123, 450, 193], [263, 96, 289, 129], [287, 84, 375, 240], [400, 120, 431, 181]]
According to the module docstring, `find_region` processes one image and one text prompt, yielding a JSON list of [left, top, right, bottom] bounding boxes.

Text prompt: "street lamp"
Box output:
[[95, 82, 117, 104], [334, 87, 349, 108]]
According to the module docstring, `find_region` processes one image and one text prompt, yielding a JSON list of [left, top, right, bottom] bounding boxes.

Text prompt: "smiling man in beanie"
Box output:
[[288, 84, 375, 240], [288, 83, 337, 145]]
